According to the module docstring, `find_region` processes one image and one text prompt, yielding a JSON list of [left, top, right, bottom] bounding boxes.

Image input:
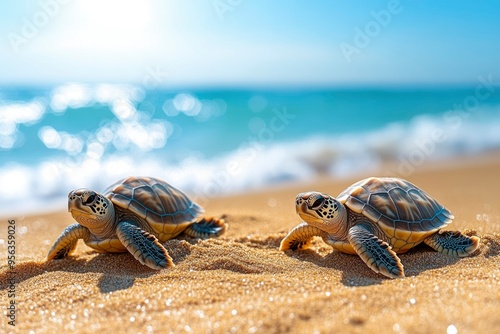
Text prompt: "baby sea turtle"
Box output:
[[280, 177, 479, 278], [47, 176, 227, 269]]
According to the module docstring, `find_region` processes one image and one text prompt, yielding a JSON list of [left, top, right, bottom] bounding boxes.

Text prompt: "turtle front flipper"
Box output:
[[116, 221, 174, 269], [280, 222, 329, 251], [184, 216, 228, 239], [423, 230, 480, 257], [47, 223, 91, 260], [348, 224, 404, 279]]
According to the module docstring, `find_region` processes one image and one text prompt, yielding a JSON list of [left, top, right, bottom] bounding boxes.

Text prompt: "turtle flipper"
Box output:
[[423, 230, 480, 257], [47, 223, 91, 260], [183, 216, 227, 239], [280, 222, 329, 251], [116, 221, 174, 269], [348, 224, 404, 279]]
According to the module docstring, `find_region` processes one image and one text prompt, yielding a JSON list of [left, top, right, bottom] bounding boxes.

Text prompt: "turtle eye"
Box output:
[[84, 193, 96, 205], [310, 197, 324, 210]]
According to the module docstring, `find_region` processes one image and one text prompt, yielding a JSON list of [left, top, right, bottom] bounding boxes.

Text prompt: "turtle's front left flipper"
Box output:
[[280, 222, 329, 251], [47, 223, 91, 260], [116, 221, 174, 269], [423, 230, 480, 257], [184, 216, 227, 239], [348, 224, 404, 279]]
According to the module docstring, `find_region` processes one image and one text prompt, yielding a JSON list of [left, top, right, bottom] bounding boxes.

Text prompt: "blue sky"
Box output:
[[1, 0, 499, 87]]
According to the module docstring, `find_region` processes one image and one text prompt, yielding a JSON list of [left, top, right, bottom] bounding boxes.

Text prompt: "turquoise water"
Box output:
[[1, 84, 500, 214]]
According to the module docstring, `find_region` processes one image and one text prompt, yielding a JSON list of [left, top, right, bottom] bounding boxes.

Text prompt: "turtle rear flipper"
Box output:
[[184, 216, 227, 239], [424, 230, 480, 257], [47, 224, 91, 260], [348, 224, 404, 279], [116, 221, 174, 269]]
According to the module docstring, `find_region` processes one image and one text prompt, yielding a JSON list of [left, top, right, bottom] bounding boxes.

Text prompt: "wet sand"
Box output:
[[1, 156, 499, 333]]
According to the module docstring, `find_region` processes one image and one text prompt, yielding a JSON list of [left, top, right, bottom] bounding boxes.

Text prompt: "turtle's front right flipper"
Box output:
[[47, 223, 91, 260], [116, 221, 174, 270], [280, 222, 329, 251], [348, 224, 404, 279]]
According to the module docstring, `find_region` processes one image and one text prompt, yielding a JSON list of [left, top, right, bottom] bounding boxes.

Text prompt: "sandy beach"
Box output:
[[1, 155, 499, 334]]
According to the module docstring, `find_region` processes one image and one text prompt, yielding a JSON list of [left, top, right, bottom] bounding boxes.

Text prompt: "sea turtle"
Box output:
[[280, 177, 480, 278], [47, 176, 227, 269]]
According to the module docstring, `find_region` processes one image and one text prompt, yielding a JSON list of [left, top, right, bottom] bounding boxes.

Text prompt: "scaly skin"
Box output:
[[47, 177, 228, 270], [48, 188, 174, 269], [281, 179, 481, 279]]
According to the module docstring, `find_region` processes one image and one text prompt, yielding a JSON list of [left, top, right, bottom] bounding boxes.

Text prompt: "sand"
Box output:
[[1, 156, 500, 333]]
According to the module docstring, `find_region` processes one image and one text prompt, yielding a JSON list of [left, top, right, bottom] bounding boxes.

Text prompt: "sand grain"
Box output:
[[1, 158, 500, 333]]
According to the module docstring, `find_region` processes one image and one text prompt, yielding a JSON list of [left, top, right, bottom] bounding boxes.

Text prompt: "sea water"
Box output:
[[1, 83, 500, 215]]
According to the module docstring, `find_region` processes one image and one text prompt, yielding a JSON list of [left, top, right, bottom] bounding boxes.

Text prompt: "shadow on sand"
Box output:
[[2, 233, 496, 291], [0, 238, 196, 293], [282, 240, 489, 287], [0, 254, 155, 293]]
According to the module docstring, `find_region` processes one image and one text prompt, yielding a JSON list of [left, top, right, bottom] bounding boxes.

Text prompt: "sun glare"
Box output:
[[68, 0, 153, 50]]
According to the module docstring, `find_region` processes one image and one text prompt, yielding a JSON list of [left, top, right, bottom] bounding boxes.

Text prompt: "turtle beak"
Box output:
[[296, 192, 328, 224], [68, 199, 78, 212], [295, 192, 309, 214], [68, 191, 74, 212], [295, 192, 317, 221], [68, 189, 87, 213]]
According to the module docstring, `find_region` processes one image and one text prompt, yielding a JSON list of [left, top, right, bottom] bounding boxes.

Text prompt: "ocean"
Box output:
[[1, 83, 500, 215]]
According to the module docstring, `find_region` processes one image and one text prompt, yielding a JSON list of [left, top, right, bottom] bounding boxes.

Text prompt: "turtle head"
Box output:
[[68, 189, 115, 231], [295, 191, 347, 234]]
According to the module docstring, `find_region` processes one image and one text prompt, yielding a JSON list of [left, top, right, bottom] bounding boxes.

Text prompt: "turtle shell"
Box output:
[[337, 177, 454, 251], [103, 176, 204, 238]]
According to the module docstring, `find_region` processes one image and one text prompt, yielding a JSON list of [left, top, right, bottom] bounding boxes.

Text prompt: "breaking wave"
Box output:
[[1, 84, 499, 215]]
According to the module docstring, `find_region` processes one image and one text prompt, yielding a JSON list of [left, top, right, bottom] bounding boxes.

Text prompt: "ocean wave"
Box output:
[[1, 107, 499, 216]]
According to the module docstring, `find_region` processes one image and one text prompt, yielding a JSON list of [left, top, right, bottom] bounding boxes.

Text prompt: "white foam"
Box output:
[[162, 94, 227, 122], [50, 83, 94, 112], [2, 108, 500, 216], [0, 99, 47, 149], [0, 100, 46, 124]]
